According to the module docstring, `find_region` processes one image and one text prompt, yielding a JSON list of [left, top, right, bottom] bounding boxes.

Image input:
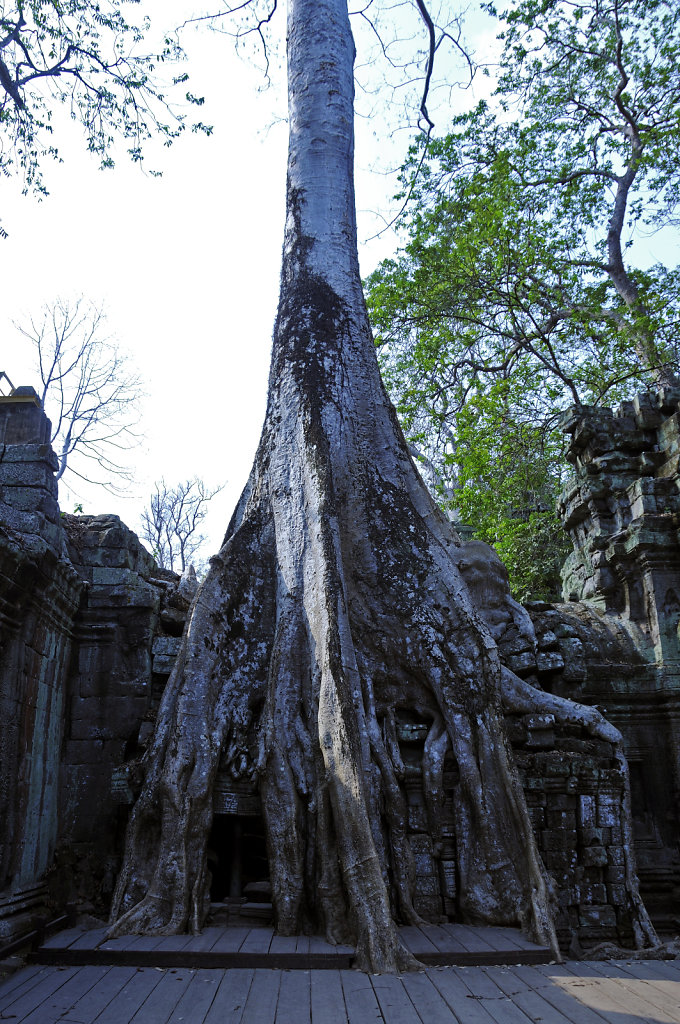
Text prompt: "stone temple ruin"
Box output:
[[1, 381, 680, 950]]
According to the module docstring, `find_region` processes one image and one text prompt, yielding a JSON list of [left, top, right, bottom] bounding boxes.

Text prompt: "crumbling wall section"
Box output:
[[52, 515, 163, 911], [0, 389, 195, 924], [0, 391, 82, 939], [52, 516, 197, 914], [552, 384, 680, 929], [509, 712, 638, 949], [459, 539, 648, 949]]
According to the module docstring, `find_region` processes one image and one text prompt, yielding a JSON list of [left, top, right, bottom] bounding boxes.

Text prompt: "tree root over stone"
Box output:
[[106, 288, 571, 971], [106, 291, 660, 973], [500, 667, 657, 950]]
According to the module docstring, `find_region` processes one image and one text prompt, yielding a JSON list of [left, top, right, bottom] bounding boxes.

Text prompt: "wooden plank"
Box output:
[[583, 961, 680, 1023], [128, 968, 195, 1023], [546, 962, 657, 1024], [410, 950, 551, 968], [309, 936, 341, 954], [432, 924, 551, 962], [425, 967, 500, 1024], [275, 967, 311, 1022], [68, 928, 108, 951], [166, 969, 223, 1024], [126, 935, 169, 952], [46, 966, 138, 1024], [577, 958, 680, 1024], [88, 967, 165, 1024], [189, 928, 232, 953], [98, 935, 143, 952], [341, 969, 383, 1024], [401, 970, 463, 1023], [203, 968, 254, 1024], [31, 946, 351, 971], [611, 958, 680, 992], [472, 927, 527, 951], [371, 973, 421, 1024], [438, 925, 495, 954], [311, 970, 348, 1024], [0, 966, 80, 1019], [269, 934, 298, 954], [454, 964, 535, 1024], [239, 928, 274, 954], [512, 964, 613, 1024], [0, 964, 45, 1004], [399, 926, 439, 955], [241, 968, 281, 1024], [561, 960, 664, 1019], [618, 959, 680, 984], [15, 966, 112, 1024], [490, 965, 583, 1024], [210, 927, 251, 954], [31, 925, 548, 972], [41, 927, 86, 950], [150, 933, 196, 951], [97, 934, 168, 953], [421, 924, 474, 953]]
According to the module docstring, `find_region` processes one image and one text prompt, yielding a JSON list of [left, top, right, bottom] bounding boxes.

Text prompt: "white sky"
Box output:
[[1, 0, 490, 555]]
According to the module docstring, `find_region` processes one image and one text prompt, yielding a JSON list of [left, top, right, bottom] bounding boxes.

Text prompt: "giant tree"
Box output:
[[107, 0, 653, 971]]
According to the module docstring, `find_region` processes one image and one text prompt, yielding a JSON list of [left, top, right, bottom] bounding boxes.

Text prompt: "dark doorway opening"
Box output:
[[207, 814, 268, 902]]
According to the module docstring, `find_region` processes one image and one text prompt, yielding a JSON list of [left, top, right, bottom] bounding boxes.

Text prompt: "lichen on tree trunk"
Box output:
[[107, 0, 587, 972]]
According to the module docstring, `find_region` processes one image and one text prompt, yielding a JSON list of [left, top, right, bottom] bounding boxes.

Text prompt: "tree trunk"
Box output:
[[108, 0, 562, 972], [607, 137, 675, 386]]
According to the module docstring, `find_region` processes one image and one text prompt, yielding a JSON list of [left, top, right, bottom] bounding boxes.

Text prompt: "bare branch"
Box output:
[[14, 297, 143, 493], [141, 477, 224, 573]]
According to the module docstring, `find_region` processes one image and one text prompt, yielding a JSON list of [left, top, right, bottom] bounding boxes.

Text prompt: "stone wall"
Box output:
[[0, 391, 82, 939], [54, 517, 195, 913], [0, 391, 196, 930], [509, 709, 636, 949], [455, 540, 648, 948], [52, 515, 163, 912], [548, 385, 680, 929]]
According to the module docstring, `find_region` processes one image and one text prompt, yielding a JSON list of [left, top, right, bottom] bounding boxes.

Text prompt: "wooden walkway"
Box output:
[[2, 957, 680, 1023], [29, 923, 551, 969]]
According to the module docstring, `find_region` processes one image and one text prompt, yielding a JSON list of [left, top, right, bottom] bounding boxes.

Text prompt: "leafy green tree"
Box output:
[[0, 1, 210, 212], [367, 0, 680, 598], [453, 377, 571, 602]]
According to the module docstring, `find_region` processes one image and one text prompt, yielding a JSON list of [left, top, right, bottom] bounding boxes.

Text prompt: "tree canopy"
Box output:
[[0, 0, 210, 208], [366, 0, 680, 599]]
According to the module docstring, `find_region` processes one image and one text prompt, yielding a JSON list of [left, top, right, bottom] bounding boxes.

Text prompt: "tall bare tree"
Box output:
[[17, 297, 142, 491], [141, 478, 224, 574]]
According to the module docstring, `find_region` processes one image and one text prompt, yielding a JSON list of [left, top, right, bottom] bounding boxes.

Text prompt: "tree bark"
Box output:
[[107, 0, 567, 972]]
